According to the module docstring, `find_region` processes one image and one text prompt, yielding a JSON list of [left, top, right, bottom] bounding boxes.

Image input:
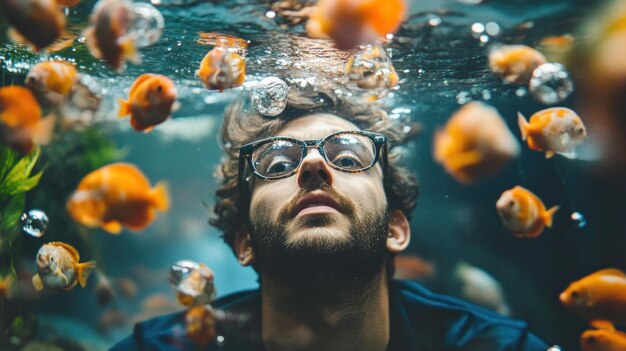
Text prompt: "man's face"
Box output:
[[247, 114, 390, 279]]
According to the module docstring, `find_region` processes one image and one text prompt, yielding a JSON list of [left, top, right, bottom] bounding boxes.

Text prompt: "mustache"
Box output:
[[278, 183, 356, 221]]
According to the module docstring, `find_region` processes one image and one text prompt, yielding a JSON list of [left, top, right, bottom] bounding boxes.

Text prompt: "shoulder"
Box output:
[[108, 289, 260, 351], [389, 280, 547, 351]]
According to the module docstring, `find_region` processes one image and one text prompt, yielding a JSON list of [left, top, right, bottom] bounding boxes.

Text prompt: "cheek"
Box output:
[[336, 173, 387, 212], [249, 180, 297, 219]]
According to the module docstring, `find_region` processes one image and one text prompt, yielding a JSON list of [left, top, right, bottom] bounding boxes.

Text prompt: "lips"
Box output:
[[293, 192, 341, 218]]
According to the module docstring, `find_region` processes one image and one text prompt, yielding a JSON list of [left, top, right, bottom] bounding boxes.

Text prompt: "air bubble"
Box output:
[[529, 63, 574, 105], [129, 3, 165, 48], [571, 212, 587, 228], [20, 209, 48, 238], [252, 77, 289, 117]]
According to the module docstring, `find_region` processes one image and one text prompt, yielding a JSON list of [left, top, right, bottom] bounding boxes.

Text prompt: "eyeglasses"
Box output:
[[238, 130, 387, 184]]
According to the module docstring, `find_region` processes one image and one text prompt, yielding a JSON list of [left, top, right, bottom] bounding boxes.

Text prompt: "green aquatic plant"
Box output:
[[0, 146, 43, 245]]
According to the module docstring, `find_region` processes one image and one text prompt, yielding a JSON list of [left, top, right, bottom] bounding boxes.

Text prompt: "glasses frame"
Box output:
[[238, 130, 388, 185]]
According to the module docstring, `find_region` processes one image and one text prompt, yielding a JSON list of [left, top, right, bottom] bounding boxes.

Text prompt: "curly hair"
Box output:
[[210, 86, 419, 253]]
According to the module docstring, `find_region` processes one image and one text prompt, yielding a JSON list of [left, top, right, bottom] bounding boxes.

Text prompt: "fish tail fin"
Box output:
[[118, 98, 130, 118], [120, 38, 140, 65], [517, 112, 529, 141], [32, 113, 57, 146], [32, 274, 44, 292], [151, 181, 170, 212], [77, 260, 97, 288], [591, 320, 615, 331], [543, 206, 559, 228]]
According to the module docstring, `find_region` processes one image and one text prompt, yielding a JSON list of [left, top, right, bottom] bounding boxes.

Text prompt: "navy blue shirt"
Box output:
[[111, 280, 547, 351]]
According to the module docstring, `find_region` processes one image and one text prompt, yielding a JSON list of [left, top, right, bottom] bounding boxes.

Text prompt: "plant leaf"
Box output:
[[1, 192, 25, 229], [0, 146, 40, 195], [7, 170, 43, 196], [0, 146, 15, 183]]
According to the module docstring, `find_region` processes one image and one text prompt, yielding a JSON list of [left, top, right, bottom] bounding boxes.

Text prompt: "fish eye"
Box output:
[[156, 85, 163, 93], [570, 290, 579, 299], [508, 200, 515, 207], [586, 336, 596, 344]]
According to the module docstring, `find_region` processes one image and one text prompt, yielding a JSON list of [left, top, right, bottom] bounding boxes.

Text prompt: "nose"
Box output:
[[297, 148, 334, 188]]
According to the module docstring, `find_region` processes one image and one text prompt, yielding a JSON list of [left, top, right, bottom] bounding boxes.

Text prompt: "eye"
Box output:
[[570, 291, 579, 299], [156, 85, 163, 93], [265, 160, 297, 176], [508, 200, 515, 208], [50, 257, 54, 262], [332, 153, 365, 170]]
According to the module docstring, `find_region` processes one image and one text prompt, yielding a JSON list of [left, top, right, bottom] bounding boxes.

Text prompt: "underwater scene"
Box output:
[[1, 0, 626, 350]]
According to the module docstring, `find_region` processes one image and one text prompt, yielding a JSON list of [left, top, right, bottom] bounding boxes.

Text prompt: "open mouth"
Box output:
[[294, 192, 341, 218]]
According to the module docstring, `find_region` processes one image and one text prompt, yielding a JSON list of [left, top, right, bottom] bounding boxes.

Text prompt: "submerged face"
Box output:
[[246, 114, 390, 278]]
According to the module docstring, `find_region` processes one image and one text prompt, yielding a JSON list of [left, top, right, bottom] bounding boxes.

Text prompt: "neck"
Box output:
[[260, 268, 390, 351]]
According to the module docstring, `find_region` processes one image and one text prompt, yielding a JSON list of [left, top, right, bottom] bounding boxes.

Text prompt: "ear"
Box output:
[[234, 230, 255, 266], [386, 210, 411, 253]]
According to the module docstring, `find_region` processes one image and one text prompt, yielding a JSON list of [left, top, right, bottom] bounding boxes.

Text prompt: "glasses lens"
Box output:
[[252, 139, 302, 178], [323, 133, 376, 171]]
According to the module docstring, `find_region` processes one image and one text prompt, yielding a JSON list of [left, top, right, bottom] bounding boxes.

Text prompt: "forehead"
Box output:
[[276, 114, 361, 139]]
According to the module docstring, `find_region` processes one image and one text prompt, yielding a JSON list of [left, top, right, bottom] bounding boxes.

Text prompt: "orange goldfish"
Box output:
[[489, 45, 547, 85], [307, 0, 406, 50], [433, 102, 520, 184], [0, 0, 66, 52], [31, 241, 96, 291], [496, 185, 558, 238], [198, 46, 246, 91], [518, 107, 587, 159], [118, 74, 178, 132], [83, 0, 139, 71], [186, 305, 217, 347], [560, 268, 626, 330], [66, 162, 169, 234], [0, 86, 55, 153], [0, 275, 14, 299], [25, 60, 78, 107], [581, 329, 626, 351]]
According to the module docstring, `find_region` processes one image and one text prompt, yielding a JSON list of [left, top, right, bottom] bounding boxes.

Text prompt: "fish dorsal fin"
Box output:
[[590, 268, 626, 278], [105, 163, 150, 188], [49, 241, 80, 261], [128, 74, 156, 98]]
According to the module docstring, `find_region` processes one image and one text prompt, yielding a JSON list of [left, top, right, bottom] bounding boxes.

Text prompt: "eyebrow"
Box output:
[[281, 129, 351, 140]]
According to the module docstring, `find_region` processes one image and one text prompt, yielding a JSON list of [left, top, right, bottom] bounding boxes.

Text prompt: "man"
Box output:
[[112, 91, 548, 350]]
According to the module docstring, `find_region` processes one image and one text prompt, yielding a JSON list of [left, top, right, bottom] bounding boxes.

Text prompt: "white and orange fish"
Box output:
[[198, 46, 246, 92], [118, 74, 177, 132], [25, 60, 78, 107], [83, 0, 139, 71], [518, 107, 587, 159], [186, 305, 217, 347], [307, 0, 406, 50], [496, 185, 558, 238], [0, 0, 67, 52], [66, 162, 169, 234], [560, 268, 626, 330], [581, 328, 626, 351], [31, 241, 96, 291], [433, 102, 520, 184], [0, 86, 55, 153], [489, 44, 547, 85]]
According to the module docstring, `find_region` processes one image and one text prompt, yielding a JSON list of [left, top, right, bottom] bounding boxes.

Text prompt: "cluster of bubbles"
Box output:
[[529, 63, 575, 105], [252, 77, 289, 117], [471, 22, 500, 44], [20, 209, 48, 238], [344, 45, 399, 101], [546, 346, 562, 351], [570, 212, 587, 228]]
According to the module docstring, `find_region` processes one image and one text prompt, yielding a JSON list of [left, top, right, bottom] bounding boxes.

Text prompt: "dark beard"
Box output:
[[249, 187, 390, 283]]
